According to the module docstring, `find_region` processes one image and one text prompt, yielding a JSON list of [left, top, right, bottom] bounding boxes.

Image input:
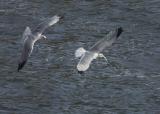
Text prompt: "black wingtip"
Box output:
[[116, 27, 123, 37], [17, 61, 26, 72]]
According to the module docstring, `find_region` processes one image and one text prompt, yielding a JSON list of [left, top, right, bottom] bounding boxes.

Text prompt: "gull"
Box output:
[[75, 27, 123, 73], [18, 15, 61, 72]]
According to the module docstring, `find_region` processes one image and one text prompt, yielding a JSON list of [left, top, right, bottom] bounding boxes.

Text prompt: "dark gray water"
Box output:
[[0, 0, 160, 114]]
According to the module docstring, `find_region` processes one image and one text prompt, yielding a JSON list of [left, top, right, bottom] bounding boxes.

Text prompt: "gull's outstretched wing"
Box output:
[[90, 27, 123, 53], [33, 15, 60, 34], [77, 52, 98, 71], [22, 26, 31, 44], [18, 38, 33, 71]]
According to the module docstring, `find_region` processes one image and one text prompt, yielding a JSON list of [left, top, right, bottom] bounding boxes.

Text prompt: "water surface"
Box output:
[[0, 0, 160, 114]]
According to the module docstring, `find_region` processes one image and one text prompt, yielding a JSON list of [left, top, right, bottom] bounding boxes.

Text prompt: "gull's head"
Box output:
[[59, 15, 64, 20], [98, 53, 104, 58], [93, 53, 99, 59], [75, 47, 86, 58], [41, 35, 47, 39], [48, 15, 61, 26], [54, 15, 60, 20]]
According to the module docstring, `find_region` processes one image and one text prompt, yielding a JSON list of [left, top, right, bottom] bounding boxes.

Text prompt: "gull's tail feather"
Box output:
[[17, 61, 27, 72], [47, 15, 60, 26], [75, 47, 86, 58], [33, 15, 60, 34], [116, 27, 123, 38]]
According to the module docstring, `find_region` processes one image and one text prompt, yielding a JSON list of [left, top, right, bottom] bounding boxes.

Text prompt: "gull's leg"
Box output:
[[98, 53, 108, 64], [41, 35, 47, 39]]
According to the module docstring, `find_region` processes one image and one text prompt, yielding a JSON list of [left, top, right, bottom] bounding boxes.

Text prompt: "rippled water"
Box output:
[[0, 0, 160, 114]]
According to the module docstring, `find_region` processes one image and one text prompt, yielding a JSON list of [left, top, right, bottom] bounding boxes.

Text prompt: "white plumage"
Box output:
[[75, 27, 123, 72]]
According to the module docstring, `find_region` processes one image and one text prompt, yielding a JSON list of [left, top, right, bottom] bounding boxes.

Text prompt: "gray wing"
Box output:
[[22, 26, 32, 44], [77, 52, 96, 71], [90, 27, 123, 53], [18, 39, 33, 71], [33, 15, 60, 34]]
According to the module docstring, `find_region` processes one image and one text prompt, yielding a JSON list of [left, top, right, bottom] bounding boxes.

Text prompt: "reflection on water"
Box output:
[[0, 0, 160, 114]]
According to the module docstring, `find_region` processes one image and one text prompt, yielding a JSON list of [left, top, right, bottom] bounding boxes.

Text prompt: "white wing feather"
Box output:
[[77, 52, 98, 71], [22, 26, 31, 44], [75, 47, 86, 58]]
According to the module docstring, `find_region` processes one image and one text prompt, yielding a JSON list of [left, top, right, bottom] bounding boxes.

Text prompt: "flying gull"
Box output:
[[18, 15, 61, 71], [75, 27, 123, 73]]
